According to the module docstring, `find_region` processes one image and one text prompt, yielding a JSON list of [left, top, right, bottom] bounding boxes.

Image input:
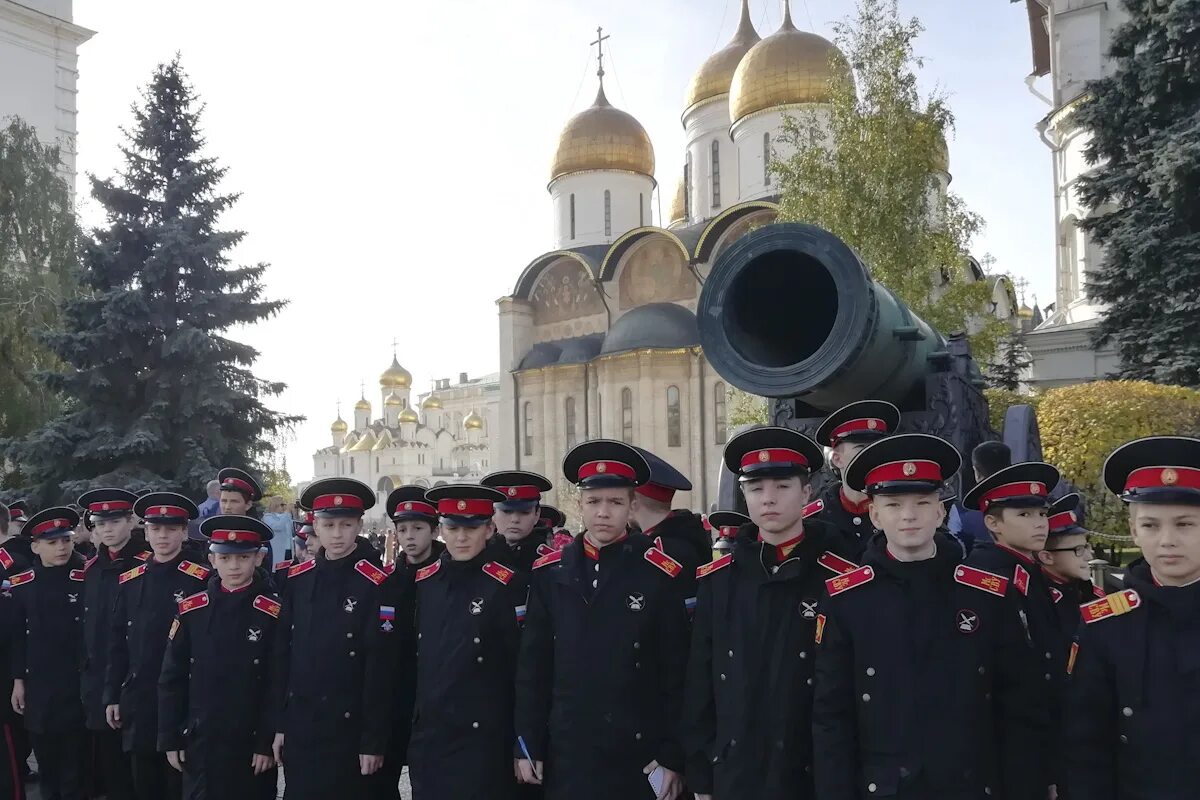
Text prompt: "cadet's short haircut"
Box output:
[[972, 442, 1012, 479]]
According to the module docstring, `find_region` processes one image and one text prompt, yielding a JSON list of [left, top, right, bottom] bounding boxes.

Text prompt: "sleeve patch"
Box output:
[[119, 564, 147, 584], [533, 550, 563, 570], [1081, 590, 1141, 624], [644, 546, 682, 578], [253, 594, 281, 618], [953, 565, 1008, 597], [817, 550, 858, 575], [354, 559, 387, 586], [696, 553, 733, 579], [815, 613, 827, 644], [177, 592, 209, 615], [825, 565, 875, 596]]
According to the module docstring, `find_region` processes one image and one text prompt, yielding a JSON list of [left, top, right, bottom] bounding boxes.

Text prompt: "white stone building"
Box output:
[[0, 0, 93, 194], [1014, 0, 1122, 388]]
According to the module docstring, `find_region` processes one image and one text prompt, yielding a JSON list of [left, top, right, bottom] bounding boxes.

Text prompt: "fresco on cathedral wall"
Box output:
[[617, 237, 696, 308], [530, 259, 606, 325]]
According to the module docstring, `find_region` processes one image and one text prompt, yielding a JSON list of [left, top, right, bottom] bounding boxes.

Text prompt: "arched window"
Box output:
[[565, 397, 577, 449], [763, 133, 772, 186], [569, 193, 576, 240], [714, 382, 727, 445], [639, 193, 644, 227], [598, 392, 603, 436], [621, 387, 634, 444], [711, 140, 721, 208], [667, 386, 681, 447], [523, 402, 534, 456], [684, 152, 692, 219], [604, 190, 612, 237], [349, 456, 356, 475]]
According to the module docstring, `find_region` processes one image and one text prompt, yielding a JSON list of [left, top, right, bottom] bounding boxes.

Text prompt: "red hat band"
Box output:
[[831, 418, 888, 443], [865, 459, 943, 486], [1048, 510, 1078, 532], [980, 481, 1047, 511], [498, 485, 542, 501], [436, 498, 496, 517], [89, 500, 132, 513], [145, 505, 189, 519], [636, 483, 676, 503], [221, 477, 256, 495], [304, 511, 315, 524], [719, 526, 738, 539], [741, 448, 808, 471], [579, 460, 637, 481], [312, 493, 365, 511], [395, 500, 437, 516], [1125, 465, 1200, 494], [209, 529, 262, 543], [31, 518, 71, 537]]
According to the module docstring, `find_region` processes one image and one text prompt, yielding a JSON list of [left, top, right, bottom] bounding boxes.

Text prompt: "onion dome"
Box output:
[[729, 1, 848, 124], [463, 410, 484, 431], [550, 83, 655, 183], [380, 355, 412, 389], [684, 0, 761, 113], [354, 396, 371, 411], [668, 174, 687, 226], [384, 393, 403, 407], [1018, 304, 1035, 320], [398, 406, 419, 424], [421, 395, 443, 410], [331, 416, 348, 433]]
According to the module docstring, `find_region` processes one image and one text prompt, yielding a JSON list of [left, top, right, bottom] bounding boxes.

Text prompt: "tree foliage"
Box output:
[[773, 0, 1007, 361], [986, 329, 1033, 391], [727, 388, 769, 427], [1074, 0, 1200, 386], [3, 59, 300, 505], [0, 117, 81, 441]]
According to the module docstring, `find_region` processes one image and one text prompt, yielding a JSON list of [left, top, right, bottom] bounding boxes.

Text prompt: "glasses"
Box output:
[[1045, 543, 1093, 558]]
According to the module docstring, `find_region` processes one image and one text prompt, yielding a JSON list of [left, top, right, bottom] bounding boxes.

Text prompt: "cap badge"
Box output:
[[902, 462, 917, 477], [508, 487, 517, 496], [334, 495, 344, 506], [457, 500, 467, 511], [159, 507, 168, 515], [597, 462, 607, 473], [867, 419, 878, 430], [1069, 511, 1077, 523], [1162, 468, 1179, 486], [758, 451, 770, 463], [54, 519, 63, 528], [1030, 483, 1042, 495], [102, 503, 110, 511], [403, 502, 413, 511]]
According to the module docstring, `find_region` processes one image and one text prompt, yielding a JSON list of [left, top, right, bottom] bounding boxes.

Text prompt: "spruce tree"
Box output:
[[4, 59, 299, 504], [986, 329, 1032, 391], [1074, 0, 1200, 386]]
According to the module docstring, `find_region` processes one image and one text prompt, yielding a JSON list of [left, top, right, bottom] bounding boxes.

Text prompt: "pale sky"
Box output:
[[70, 0, 1055, 482]]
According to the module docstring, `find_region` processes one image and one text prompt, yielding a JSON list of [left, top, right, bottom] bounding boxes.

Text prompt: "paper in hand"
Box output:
[[647, 764, 666, 796]]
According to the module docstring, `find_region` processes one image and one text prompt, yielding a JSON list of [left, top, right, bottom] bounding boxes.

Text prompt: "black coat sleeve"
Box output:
[[9, 590, 28, 688], [812, 601, 858, 800], [255, 609, 283, 756], [681, 576, 716, 793], [272, 596, 292, 738], [1062, 627, 1116, 800], [157, 612, 190, 752], [103, 586, 130, 707], [653, 573, 690, 773], [514, 573, 553, 762]]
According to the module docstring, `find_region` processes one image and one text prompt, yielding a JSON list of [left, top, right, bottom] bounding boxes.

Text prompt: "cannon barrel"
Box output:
[[698, 222, 956, 410]]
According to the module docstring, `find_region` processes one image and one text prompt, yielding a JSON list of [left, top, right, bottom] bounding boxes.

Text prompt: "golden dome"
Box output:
[[380, 356, 412, 389], [729, 2, 849, 124], [330, 417, 348, 433], [550, 84, 655, 183], [1018, 304, 1035, 319], [354, 397, 370, 411], [384, 393, 403, 407], [684, 0, 760, 112], [398, 406, 419, 424], [421, 395, 443, 410], [668, 174, 687, 226], [463, 410, 484, 431]]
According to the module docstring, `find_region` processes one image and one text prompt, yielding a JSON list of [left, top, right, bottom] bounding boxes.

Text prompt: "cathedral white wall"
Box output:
[[683, 98, 737, 225], [732, 106, 831, 201], [1049, 0, 1127, 107], [549, 171, 656, 249]]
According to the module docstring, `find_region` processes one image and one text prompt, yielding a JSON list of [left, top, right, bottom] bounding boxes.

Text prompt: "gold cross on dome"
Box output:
[[591, 26, 610, 81]]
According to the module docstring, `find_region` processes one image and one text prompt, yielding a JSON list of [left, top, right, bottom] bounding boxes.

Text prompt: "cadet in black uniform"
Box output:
[[515, 440, 689, 800], [8, 507, 87, 800], [1065, 436, 1200, 799], [273, 478, 398, 800], [0, 501, 27, 800], [963, 461, 1065, 800], [1037, 493, 1102, 638], [813, 434, 1002, 799], [705, 510, 748, 560], [159, 515, 281, 800], [0, 501, 33, 579], [482, 471, 554, 573], [814, 401, 900, 555], [406, 484, 524, 799], [681, 427, 858, 800], [71, 508, 97, 560], [77, 488, 148, 800]]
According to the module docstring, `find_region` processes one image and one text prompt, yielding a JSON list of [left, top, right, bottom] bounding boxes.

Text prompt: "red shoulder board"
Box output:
[[415, 560, 441, 582], [135, 551, 152, 561], [803, 498, 825, 518], [253, 594, 281, 619], [355, 559, 387, 586], [1093, 584, 1106, 599], [644, 546, 682, 578], [9, 569, 34, 587], [536, 543, 555, 557], [533, 550, 563, 570], [817, 551, 858, 575], [826, 564, 875, 596], [69, 568, 87, 582], [1081, 589, 1141, 625], [954, 565, 1008, 597], [383, 563, 396, 575], [483, 561, 515, 585], [179, 561, 211, 581], [83, 556, 98, 574], [1050, 587, 1064, 603], [273, 559, 293, 573], [119, 564, 147, 584], [697, 553, 733, 579], [177, 591, 209, 615], [0, 548, 13, 570], [288, 559, 316, 579], [1013, 564, 1029, 596]]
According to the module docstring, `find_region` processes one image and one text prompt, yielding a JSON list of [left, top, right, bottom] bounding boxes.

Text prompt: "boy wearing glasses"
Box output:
[[1036, 493, 1102, 636]]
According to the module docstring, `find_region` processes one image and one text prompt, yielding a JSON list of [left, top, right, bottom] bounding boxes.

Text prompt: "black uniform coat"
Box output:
[[816, 482, 876, 558], [1045, 571, 1099, 647], [8, 554, 87, 733], [387, 540, 445, 768], [965, 542, 1067, 800], [1064, 560, 1200, 800], [80, 538, 151, 731], [274, 538, 399, 800], [158, 576, 282, 800], [643, 510, 712, 613], [488, 529, 549, 575], [681, 519, 858, 799], [407, 552, 525, 799], [515, 532, 689, 800], [813, 534, 1000, 799]]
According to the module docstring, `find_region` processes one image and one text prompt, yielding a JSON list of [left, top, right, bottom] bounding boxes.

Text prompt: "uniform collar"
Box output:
[[839, 488, 871, 516], [993, 540, 1037, 566], [758, 529, 804, 562], [583, 531, 628, 560]]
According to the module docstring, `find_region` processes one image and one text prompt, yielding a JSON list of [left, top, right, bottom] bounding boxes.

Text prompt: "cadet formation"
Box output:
[[0, 402, 1197, 799]]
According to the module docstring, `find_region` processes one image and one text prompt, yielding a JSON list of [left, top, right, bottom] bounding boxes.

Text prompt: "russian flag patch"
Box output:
[[685, 596, 698, 618], [515, 604, 527, 625], [379, 605, 396, 633]]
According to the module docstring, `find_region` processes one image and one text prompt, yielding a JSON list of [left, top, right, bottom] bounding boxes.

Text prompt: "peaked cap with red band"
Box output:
[[217, 467, 263, 502], [1104, 436, 1200, 505], [7, 499, 30, 524], [300, 477, 376, 518], [134, 492, 199, 525], [707, 510, 750, 540], [723, 426, 824, 480], [481, 470, 553, 510], [77, 488, 138, 520], [631, 446, 693, 504], [563, 440, 651, 488], [22, 506, 80, 540], [199, 514, 273, 553], [1047, 492, 1087, 535], [815, 400, 901, 448], [537, 504, 566, 530], [425, 484, 507, 522], [963, 461, 1060, 512], [843, 433, 962, 496], [386, 485, 440, 522]]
